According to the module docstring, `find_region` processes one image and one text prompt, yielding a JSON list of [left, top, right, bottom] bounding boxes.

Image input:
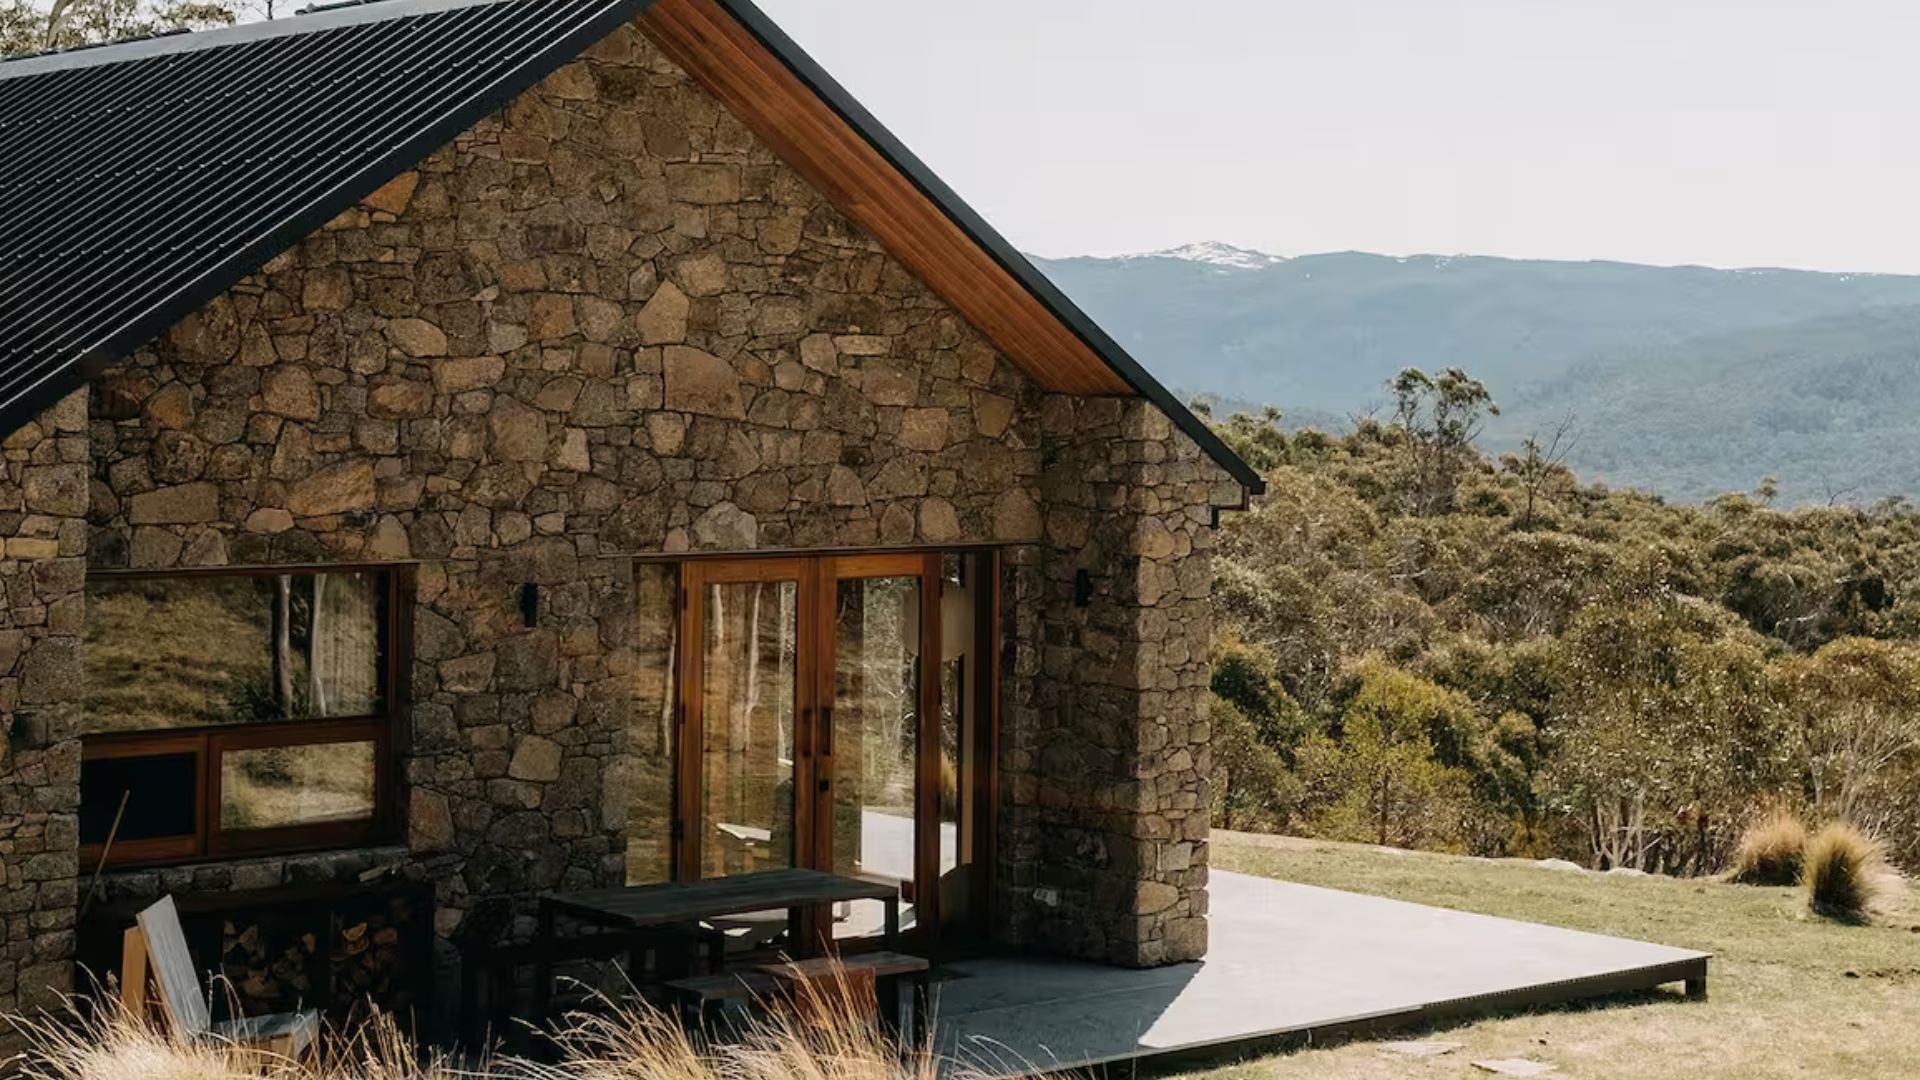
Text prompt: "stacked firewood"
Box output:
[[213, 892, 424, 1027], [219, 917, 318, 1016], [330, 894, 419, 1022]]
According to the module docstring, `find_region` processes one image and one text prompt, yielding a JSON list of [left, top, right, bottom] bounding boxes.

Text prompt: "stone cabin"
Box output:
[[0, 0, 1260, 1027]]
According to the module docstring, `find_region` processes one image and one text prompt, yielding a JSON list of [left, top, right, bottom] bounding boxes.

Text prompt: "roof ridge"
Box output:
[[0, 0, 516, 80], [0, 26, 193, 68]]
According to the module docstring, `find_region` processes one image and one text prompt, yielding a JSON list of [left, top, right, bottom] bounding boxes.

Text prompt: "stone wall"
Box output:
[[82, 22, 1052, 939], [0, 13, 1242, 983], [0, 392, 88, 1024], [996, 396, 1234, 966]]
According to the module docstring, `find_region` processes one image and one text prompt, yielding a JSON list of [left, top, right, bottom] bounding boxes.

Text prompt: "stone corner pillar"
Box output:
[[0, 390, 90, 1031], [999, 395, 1230, 968]]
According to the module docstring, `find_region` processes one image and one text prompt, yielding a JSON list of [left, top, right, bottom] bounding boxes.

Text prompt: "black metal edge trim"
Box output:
[[0, 0, 661, 440], [712, 0, 1265, 496]]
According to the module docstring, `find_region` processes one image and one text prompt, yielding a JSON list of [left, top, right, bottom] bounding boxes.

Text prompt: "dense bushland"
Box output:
[[1206, 370, 1920, 874]]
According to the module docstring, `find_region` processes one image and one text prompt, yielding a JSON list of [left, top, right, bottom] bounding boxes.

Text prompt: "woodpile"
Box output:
[[220, 915, 317, 1016], [211, 890, 426, 1027]]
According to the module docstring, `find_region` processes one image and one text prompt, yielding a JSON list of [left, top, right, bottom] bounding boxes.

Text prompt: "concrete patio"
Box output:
[[930, 869, 1710, 1074]]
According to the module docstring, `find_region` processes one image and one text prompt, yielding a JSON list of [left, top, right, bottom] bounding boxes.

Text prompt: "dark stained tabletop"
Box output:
[[542, 869, 900, 927]]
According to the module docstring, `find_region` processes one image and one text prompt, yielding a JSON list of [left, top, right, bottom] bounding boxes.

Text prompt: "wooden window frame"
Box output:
[[79, 563, 412, 870]]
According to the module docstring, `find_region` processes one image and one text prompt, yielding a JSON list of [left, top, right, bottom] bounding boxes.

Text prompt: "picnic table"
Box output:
[[533, 868, 905, 1020]]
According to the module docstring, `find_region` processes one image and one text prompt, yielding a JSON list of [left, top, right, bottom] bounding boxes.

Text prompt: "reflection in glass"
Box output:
[[628, 562, 678, 885], [84, 572, 386, 733], [85, 576, 273, 731], [301, 573, 384, 718], [701, 579, 798, 878], [833, 576, 921, 936], [220, 741, 376, 830]]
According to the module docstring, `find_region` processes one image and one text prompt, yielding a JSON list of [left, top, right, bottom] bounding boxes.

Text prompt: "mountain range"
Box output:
[[1034, 244, 1920, 505]]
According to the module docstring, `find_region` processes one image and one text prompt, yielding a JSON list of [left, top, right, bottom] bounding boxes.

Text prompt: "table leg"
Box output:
[[533, 901, 556, 1029], [912, 970, 931, 1046], [627, 933, 650, 996], [877, 974, 901, 1039]]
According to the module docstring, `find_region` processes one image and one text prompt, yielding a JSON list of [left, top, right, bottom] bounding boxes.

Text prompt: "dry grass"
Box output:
[[1199, 829, 1920, 1080], [1803, 822, 1884, 922], [535, 978, 944, 1080], [7, 973, 982, 1080], [1728, 810, 1808, 886], [8, 998, 464, 1080]]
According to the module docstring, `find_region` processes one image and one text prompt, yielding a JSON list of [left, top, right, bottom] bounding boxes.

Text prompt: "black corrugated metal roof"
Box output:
[[0, 0, 653, 432]]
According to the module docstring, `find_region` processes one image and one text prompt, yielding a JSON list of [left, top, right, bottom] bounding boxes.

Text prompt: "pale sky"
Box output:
[[753, 0, 1920, 274]]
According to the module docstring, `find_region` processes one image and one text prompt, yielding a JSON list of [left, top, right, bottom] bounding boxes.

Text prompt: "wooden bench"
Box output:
[[668, 951, 932, 1039], [459, 922, 726, 1050]]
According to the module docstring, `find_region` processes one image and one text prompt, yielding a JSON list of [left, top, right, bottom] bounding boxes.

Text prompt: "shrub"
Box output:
[[1728, 809, 1807, 885], [1803, 822, 1884, 921]]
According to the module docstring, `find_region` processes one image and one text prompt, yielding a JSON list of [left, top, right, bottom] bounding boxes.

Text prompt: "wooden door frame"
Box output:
[[673, 557, 818, 884], [810, 552, 943, 950], [667, 549, 999, 950]]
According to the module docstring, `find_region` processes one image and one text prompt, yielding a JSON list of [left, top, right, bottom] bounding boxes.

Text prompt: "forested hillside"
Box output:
[[1206, 370, 1920, 875], [1038, 247, 1920, 504], [1503, 305, 1920, 503]]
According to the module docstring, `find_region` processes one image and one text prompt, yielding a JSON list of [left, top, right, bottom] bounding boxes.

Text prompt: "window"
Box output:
[[80, 566, 407, 867]]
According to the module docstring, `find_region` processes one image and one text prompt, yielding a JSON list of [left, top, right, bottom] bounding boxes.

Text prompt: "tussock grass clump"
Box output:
[[8, 997, 462, 1080], [1803, 822, 1883, 922], [8, 969, 990, 1080], [1729, 810, 1808, 886], [536, 977, 948, 1080]]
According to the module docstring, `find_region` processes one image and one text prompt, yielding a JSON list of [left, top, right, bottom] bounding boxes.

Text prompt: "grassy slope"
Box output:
[[1200, 831, 1920, 1079]]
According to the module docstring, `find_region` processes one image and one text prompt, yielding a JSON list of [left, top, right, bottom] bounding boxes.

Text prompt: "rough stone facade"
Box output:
[[998, 397, 1226, 966], [0, 392, 88, 1023], [0, 13, 1240, 1017]]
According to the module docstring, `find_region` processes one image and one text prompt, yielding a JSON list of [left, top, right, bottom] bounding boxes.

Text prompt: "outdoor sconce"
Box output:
[[519, 583, 539, 627], [6, 710, 39, 757], [1074, 568, 1094, 608]]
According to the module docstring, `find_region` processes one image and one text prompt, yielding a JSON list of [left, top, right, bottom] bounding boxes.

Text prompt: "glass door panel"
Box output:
[[828, 569, 926, 938], [694, 568, 802, 879]]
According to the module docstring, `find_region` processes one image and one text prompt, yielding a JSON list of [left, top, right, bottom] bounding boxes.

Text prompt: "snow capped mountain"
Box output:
[[1121, 241, 1287, 271]]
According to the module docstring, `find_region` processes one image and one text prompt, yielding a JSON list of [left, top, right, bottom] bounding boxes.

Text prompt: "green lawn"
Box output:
[[1197, 831, 1920, 1079]]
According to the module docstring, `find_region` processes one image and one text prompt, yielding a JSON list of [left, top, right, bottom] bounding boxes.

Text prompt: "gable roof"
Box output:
[[0, 0, 1262, 493]]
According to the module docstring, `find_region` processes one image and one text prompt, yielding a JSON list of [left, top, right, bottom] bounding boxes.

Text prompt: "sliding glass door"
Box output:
[[675, 559, 813, 882], [822, 554, 939, 939], [638, 551, 996, 950]]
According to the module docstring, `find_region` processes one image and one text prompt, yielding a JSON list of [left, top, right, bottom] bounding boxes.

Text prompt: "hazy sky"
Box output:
[[753, 0, 1920, 274]]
